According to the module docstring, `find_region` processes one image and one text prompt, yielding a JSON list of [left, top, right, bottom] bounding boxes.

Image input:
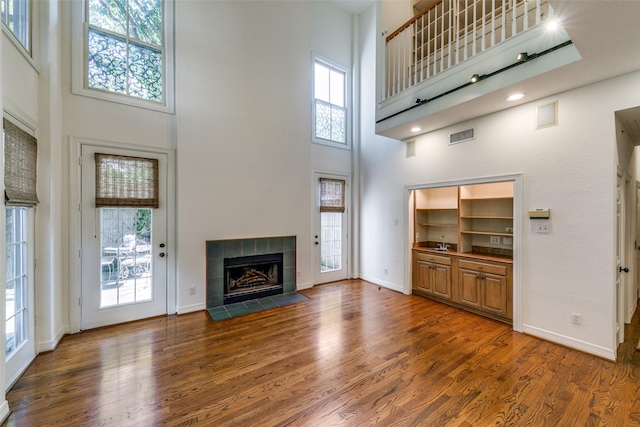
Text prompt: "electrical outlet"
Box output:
[[189, 287, 196, 295], [536, 223, 550, 233], [490, 236, 500, 244], [571, 313, 582, 325]]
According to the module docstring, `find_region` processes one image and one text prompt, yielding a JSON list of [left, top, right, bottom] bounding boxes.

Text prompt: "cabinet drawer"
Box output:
[[415, 252, 451, 266], [458, 259, 507, 276]]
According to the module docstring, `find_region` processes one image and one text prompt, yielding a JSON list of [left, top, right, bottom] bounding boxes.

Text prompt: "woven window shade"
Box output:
[[319, 178, 345, 213], [3, 118, 39, 207], [95, 153, 159, 208]]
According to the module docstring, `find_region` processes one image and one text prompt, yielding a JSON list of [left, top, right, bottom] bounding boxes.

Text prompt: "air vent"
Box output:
[[449, 128, 475, 145]]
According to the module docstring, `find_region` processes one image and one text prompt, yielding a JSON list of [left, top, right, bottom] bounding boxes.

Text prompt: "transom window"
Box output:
[[85, 0, 166, 103], [313, 56, 349, 148], [1, 0, 30, 52]]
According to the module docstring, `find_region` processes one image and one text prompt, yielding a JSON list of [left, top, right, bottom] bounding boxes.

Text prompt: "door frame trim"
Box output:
[[312, 171, 351, 285], [69, 137, 177, 333]]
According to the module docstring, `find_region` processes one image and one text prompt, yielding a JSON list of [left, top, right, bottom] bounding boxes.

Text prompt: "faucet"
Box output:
[[439, 236, 449, 251]]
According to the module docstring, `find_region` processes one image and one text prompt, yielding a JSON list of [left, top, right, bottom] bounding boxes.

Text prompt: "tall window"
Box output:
[[1, 0, 30, 52], [3, 118, 38, 361], [319, 178, 346, 272], [6, 207, 27, 357], [83, 0, 169, 105], [313, 56, 349, 148]]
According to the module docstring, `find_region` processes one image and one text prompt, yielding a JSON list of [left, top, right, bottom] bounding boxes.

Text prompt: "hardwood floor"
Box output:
[[3, 280, 640, 426]]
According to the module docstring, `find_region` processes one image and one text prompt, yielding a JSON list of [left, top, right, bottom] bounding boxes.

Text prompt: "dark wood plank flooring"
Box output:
[[3, 280, 640, 426]]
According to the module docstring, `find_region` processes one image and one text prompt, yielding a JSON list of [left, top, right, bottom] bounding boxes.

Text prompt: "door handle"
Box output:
[[619, 267, 629, 273], [159, 253, 165, 258]]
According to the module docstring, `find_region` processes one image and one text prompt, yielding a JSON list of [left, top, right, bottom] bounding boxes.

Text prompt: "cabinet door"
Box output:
[[432, 264, 452, 299], [481, 272, 507, 316], [415, 260, 433, 294], [458, 269, 481, 308]]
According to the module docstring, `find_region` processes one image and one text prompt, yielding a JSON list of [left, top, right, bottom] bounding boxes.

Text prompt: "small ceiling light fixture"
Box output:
[[470, 74, 480, 83], [546, 17, 560, 31], [410, 127, 422, 132], [517, 52, 528, 62], [506, 93, 525, 102]]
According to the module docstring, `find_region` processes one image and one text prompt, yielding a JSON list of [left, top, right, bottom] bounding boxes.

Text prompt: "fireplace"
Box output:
[[206, 236, 296, 310], [224, 253, 283, 304]]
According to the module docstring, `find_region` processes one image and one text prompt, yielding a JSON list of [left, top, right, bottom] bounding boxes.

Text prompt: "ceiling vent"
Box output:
[[449, 128, 475, 145]]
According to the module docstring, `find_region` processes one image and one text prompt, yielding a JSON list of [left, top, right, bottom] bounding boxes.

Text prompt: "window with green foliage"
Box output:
[[86, 0, 165, 102], [1, 0, 30, 52]]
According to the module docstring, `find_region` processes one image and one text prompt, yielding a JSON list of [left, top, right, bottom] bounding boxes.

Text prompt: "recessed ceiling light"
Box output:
[[410, 127, 422, 132], [506, 93, 525, 102], [546, 18, 560, 31]]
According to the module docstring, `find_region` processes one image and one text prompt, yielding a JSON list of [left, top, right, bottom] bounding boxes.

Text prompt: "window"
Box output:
[[3, 117, 37, 364], [74, 0, 174, 112], [1, 0, 30, 52], [319, 178, 346, 272], [5, 207, 28, 357], [313, 56, 350, 148]]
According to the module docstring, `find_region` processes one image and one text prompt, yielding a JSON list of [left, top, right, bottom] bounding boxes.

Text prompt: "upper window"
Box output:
[[74, 0, 174, 112], [1, 0, 30, 52], [313, 55, 350, 149]]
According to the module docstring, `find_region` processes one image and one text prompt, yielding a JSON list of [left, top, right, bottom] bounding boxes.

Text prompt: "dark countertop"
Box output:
[[412, 246, 513, 264]]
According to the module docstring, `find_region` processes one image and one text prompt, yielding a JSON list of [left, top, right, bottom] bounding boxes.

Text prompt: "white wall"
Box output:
[[359, 1, 640, 358]]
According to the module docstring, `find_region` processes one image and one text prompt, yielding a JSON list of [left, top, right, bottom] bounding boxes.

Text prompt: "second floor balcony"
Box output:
[[377, 0, 579, 140]]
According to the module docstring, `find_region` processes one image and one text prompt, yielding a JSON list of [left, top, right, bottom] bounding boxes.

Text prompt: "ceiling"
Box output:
[[332, 0, 640, 144]]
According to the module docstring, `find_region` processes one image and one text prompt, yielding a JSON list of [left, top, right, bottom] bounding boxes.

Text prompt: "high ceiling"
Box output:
[[332, 0, 640, 143]]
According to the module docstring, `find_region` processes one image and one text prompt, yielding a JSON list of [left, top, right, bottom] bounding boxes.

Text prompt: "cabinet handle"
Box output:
[[620, 267, 629, 273]]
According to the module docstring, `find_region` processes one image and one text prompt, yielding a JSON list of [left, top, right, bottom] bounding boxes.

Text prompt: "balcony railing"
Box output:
[[384, 0, 551, 99]]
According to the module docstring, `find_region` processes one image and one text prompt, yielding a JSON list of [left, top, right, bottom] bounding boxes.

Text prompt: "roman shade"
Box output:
[[3, 118, 39, 207], [95, 153, 159, 208], [319, 178, 345, 213]]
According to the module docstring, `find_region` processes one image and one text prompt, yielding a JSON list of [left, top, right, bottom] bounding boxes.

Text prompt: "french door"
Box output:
[[5, 206, 35, 389], [80, 145, 168, 330], [314, 173, 348, 284]]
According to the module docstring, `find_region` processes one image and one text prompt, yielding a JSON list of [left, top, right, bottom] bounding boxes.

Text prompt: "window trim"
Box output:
[[1, 0, 39, 71], [71, 0, 175, 114], [312, 53, 351, 151]]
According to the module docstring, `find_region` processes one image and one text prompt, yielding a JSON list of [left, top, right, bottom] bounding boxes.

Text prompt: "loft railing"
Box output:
[[384, 0, 551, 99]]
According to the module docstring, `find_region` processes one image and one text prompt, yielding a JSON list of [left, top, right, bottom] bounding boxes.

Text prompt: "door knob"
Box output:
[[159, 253, 165, 258]]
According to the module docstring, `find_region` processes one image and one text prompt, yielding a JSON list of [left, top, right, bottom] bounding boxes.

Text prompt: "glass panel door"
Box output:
[[100, 208, 152, 307], [5, 206, 36, 389]]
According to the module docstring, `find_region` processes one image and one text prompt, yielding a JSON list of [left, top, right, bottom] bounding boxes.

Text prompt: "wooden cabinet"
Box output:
[[412, 249, 513, 323], [413, 252, 452, 300], [457, 259, 511, 320]]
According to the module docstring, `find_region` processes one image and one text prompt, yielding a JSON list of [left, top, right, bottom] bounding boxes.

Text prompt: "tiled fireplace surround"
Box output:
[[206, 236, 296, 309]]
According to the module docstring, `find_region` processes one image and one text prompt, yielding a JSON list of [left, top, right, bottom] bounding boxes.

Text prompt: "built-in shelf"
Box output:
[[461, 231, 513, 237], [414, 182, 514, 254]]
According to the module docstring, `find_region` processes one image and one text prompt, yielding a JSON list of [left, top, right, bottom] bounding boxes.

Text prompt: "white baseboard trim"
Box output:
[[177, 303, 206, 314], [296, 282, 314, 290], [359, 275, 404, 294], [0, 400, 10, 425], [522, 324, 616, 361], [39, 325, 70, 353]]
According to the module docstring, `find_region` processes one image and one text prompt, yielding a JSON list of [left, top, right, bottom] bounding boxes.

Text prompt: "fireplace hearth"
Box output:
[[224, 253, 283, 304]]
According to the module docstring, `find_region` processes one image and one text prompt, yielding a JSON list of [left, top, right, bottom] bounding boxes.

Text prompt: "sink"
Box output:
[[430, 247, 449, 252]]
